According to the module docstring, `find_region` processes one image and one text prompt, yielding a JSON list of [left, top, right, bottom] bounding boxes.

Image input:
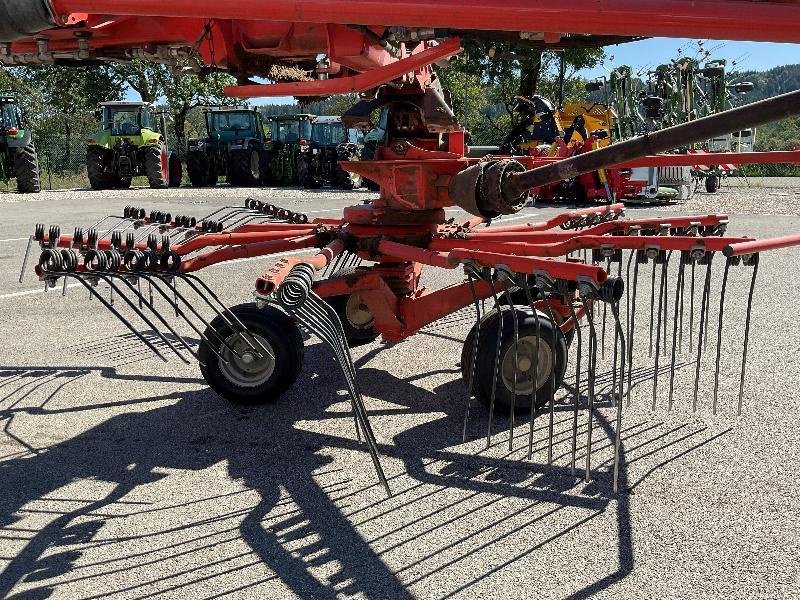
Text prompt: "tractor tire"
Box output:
[[198, 303, 304, 405], [259, 152, 273, 186], [336, 144, 362, 190], [115, 176, 132, 189], [324, 266, 379, 347], [168, 152, 183, 187], [187, 151, 212, 187], [460, 307, 568, 414], [14, 141, 41, 193], [86, 146, 114, 190], [705, 175, 720, 193], [298, 157, 321, 189], [230, 148, 260, 187], [145, 143, 169, 189], [360, 141, 381, 191]]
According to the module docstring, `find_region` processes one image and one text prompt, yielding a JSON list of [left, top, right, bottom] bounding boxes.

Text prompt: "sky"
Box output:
[[579, 38, 799, 79]]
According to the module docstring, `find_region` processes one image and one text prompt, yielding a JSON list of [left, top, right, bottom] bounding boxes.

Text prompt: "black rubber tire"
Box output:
[[14, 141, 40, 193], [460, 307, 568, 413], [115, 176, 132, 189], [298, 157, 321, 189], [324, 266, 379, 347], [259, 151, 273, 185], [145, 143, 168, 189], [336, 144, 362, 190], [360, 141, 380, 191], [705, 175, 719, 193], [168, 152, 183, 187], [198, 303, 304, 405], [186, 151, 208, 187], [86, 146, 114, 190], [230, 148, 260, 187]]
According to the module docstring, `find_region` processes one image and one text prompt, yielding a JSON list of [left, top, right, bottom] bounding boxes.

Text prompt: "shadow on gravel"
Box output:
[[0, 345, 727, 599]]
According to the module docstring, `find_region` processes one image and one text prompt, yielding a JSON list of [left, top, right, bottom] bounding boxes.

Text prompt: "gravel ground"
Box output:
[[0, 182, 798, 599]]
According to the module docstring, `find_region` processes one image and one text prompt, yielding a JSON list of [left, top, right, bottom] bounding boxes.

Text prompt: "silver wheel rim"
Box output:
[[500, 335, 554, 395], [219, 333, 275, 387], [345, 293, 373, 329]]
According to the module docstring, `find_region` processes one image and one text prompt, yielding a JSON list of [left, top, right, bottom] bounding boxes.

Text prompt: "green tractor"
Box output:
[[186, 108, 270, 187], [297, 116, 363, 189], [0, 92, 40, 193], [86, 101, 182, 190], [263, 114, 313, 185]]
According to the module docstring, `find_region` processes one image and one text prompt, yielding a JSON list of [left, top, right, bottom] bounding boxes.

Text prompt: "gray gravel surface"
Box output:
[[0, 183, 798, 599]]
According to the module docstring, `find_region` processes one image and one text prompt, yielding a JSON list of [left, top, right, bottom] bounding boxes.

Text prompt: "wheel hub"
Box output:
[[219, 333, 275, 387], [345, 293, 374, 329], [501, 335, 553, 395]]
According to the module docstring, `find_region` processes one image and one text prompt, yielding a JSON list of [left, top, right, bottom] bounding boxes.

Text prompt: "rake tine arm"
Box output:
[[255, 239, 346, 296], [179, 235, 319, 272], [723, 234, 800, 257], [171, 229, 316, 256], [483, 203, 626, 233]]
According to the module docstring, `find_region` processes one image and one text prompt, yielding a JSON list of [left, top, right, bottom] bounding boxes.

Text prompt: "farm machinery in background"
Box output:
[[297, 116, 364, 189], [186, 107, 270, 187], [263, 114, 313, 185], [0, 91, 40, 193], [7, 0, 800, 497], [86, 101, 182, 190]]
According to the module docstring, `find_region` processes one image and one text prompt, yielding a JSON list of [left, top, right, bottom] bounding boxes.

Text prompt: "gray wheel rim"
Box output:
[[500, 335, 554, 395], [219, 333, 275, 387]]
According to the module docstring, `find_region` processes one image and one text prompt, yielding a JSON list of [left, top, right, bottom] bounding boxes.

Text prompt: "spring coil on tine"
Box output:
[[277, 264, 315, 308], [34, 223, 45, 242], [580, 277, 625, 304], [47, 225, 60, 248], [125, 232, 136, 250], [110, 230, 122, 249], [159, 250, 182, 273], [86, 228, 98, 249], [123, 248, 148, 272], [84, 248, 110, 272], [263, 204, 277, 216], [245, 198, 258, 210], [147, 234, 159, 251], [38, 248, 64, 273]]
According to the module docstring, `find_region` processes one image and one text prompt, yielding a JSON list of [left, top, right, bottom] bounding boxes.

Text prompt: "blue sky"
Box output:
[[579, 38, 798, 79]]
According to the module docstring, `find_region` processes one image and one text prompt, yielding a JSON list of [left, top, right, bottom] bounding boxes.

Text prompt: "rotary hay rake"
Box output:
[[22, 89, 800, 496]]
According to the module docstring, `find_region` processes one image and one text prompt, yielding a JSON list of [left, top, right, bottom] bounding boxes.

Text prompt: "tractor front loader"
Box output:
[[186, 108, 270, 188], [0, 91, 40, 193], [86, 102, 181, 190]]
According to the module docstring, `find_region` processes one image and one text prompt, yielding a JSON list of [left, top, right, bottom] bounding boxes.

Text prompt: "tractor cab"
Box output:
[[0, 90, 40, 193], [0, 93, 23, 133], [264, 114, 314, 185], [96, 102, 155, 137], [206, 109, 264, 144], [309, 116, 349, 147]]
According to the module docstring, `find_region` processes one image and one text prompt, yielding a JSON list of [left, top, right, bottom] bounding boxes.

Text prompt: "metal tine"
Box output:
[[626, 253, 642, 406], [648, 256, 657, 358], [692, 253, 715, 411], [712, 257, 734, 414], [651, 252, 670, 411], [18, 235, 34, 283], [601, 257, 610, 360], [485, 274, 505, 450], [668, 254, 687, 411], [610, 256, 623, 406], [610, 300, 627, 493], [172, 277, 179, 318], [689, 259, 697, 352], [61, 274, 167, 362], [294, 297, 362, 444], [582, 298, 597, 484], [539, 294, 560, 466], [138, 273, 245, 363], [662, 251, 671, 357], [520, 276, 540, 461], [738, 255, 759, 416], [101, 274, 194, 363], [678, 251, 687, 353], [175, 273, 275, 361], [294, 294, 389, 495], [566, 299, 583, 476], [503, 281, 519, 452], [462, 268, 483, 442], [90, 273, 190, 363]]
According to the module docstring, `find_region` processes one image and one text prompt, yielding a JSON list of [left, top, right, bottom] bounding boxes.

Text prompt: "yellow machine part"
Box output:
[[557, 102, 614, 147]]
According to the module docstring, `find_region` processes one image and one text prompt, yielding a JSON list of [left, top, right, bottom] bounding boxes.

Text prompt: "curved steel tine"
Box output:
[[601, 257, 610, 360], [106, 274, 196, 360], [692, 254, 715, 411], [662, 251, 671, 357], [689, 259, 696, 352], [582, 299, 598, 484], [520, 276, 540, 461], [610, 301, 627, 493], [611, 257, 623, 407], [738, 257, 759, 416], [92, 273, 189, 363], [652, 253, 670, 411], [626, 256, 641, 406], [18, 235, 34, 284], [63, 274, 167, 362], [668, 257, 687, 411], [712, 259, 732, 414], [139, 274, 241, 362], [486, 275, 505, 450], [566, 300, 582, 476], [648, 258, 657, 358], [678, 252, 686, 353], [176, 274, 275, 361], [540, 297, 560, 467], [463, 268, 483, 443], [504, 283, 519, 452]]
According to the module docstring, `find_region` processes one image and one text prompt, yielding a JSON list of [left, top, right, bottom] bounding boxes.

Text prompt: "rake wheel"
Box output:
[[199, 303, 304, 404], [461, 307, 568, 413]]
